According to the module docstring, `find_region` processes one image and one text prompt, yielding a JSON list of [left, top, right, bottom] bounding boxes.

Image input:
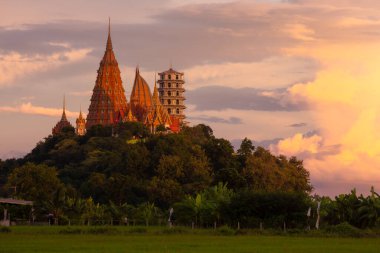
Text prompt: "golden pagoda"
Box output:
[[144, 80, 172, 133], [76, 107, 86, 136], [86, 19, 128, 129], [129, 67, 153, 121], [124, 108, 138, 122]]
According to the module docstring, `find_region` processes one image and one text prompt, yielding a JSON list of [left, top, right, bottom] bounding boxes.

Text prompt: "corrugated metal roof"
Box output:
[[0, 198, 33, 205]]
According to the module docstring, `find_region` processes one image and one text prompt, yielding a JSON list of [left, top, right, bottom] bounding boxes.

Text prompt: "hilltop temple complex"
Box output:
[[52, 21, 186, 135]]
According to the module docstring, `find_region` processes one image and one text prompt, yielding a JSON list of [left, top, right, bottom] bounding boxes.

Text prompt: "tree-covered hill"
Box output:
[[4, 123, 311, 205], [2, 123, 380, 230], [0, 122, 313, 226]]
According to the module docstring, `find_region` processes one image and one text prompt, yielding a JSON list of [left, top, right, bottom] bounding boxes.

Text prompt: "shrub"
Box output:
[[216, 225, 236, 236], [87, 227, 117, 234], [128, 227, 147, 234], [324, 222, 363, 237], [0, 226, 11, 233], [59, 228, 83, 234], [160, 227, 189, 234]]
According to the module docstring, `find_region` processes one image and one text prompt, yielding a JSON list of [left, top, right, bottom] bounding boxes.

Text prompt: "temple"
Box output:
[[52, 96, 73, 135], [76, 107, 86, 136], [52, 20, 185, 135], [86, 19, 128, 129], [130, 67, 153, 122]]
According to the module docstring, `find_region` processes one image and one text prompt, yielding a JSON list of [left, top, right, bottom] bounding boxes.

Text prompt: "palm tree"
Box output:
[[43, 186, 67, 225], [139, 202, 157, 226], [358, 187, 380, 228]]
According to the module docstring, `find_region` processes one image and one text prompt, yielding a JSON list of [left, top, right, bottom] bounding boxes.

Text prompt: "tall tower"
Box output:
[[86, 19, 128, 129], [157, 68, 186, 121], [76, 107, 86, 136]]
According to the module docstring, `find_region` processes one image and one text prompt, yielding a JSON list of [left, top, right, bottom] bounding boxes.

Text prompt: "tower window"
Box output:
[[168, 108, 172, 114], [168, 91, 171, 96], [168, 83, 171, 88], [176, 99, 179, 105], [176, 108, 180, 114], [176, 75, 179, 80], [168, 99, 172, 105], [169, 75, 172, 80], [176, 83, 179, 88]]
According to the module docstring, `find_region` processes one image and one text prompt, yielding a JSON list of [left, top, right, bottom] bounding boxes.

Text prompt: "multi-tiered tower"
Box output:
[[86, 20, 128, 129], [157, 68, 186, 121]]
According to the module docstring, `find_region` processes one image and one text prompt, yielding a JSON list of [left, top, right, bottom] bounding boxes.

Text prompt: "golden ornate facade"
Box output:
[[52, 21, 185, 135]]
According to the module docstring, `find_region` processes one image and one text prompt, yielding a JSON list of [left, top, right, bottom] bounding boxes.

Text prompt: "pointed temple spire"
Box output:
[[106, 17, 113, 50], [61, 94, 67, 121], [52, 95, 73, 135], [152, 73, 160, 105], [86, 19, 128, 129]]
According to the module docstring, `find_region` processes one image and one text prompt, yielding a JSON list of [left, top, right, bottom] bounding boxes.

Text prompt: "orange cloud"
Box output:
[[0, 102, 80, 118], [270, 133, 322, 156], [0, 47, 92, 86], [271, 42, 380, 194]]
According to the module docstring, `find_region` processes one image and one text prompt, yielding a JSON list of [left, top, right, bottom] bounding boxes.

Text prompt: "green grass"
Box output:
[[0, 226, 380, 253]]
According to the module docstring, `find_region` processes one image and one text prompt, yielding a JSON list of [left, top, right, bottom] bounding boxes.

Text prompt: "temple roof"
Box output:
[[130, 67, 152, 108], [158, 68, 184, 75], [125, 108, 137, 122], [76, 107, 85, 123], [53, 96, 73, 135], [100, 20, 117, 66], [145, 83, 172, 128], [86, 19, 128, 128]]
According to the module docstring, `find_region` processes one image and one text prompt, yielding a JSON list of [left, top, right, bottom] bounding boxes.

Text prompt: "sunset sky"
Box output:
[[1, 0, 380, 195]]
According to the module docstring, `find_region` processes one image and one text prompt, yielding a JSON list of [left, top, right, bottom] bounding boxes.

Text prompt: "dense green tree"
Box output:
[[5, 163, 62, 204], [242, 147, 312, 193], [222, 191, 310, 228]]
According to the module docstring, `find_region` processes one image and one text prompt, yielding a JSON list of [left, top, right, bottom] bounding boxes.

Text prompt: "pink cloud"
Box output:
[[0, 102, 80, 118]]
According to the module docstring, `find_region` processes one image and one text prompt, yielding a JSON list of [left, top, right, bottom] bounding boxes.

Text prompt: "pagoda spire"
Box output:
[[86, 19, 128, 129], [79, 104, 83, 119], [61, 94, 67, 121], [152, 73, 160, 105], [106, 17, 113, 50]]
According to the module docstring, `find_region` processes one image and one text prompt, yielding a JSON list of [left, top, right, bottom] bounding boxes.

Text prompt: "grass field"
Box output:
[[1, 226, 380, 253]]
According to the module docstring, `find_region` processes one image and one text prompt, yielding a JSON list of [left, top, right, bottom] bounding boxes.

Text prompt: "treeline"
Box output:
[[0, 123, 378, 230]]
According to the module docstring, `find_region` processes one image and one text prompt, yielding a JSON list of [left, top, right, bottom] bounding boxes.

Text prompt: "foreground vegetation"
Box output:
[[1, 226, 380, 253]]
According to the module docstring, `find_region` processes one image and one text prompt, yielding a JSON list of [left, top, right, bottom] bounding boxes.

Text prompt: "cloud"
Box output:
[[187, 86, 307, 111], [278, 41, 380, 195], [187, 115, 242, 124], [0, 102, 80, 118], [69, 90, 92, 97], [184, 56, 318, 90], [284, 24, 316, 41], [0, 47, 92, 87], [270, 132, 323, 157], [186, 106, 315, 142], [289, 123, 307, 128]]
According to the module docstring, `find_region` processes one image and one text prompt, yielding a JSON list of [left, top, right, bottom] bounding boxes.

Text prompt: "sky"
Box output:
[[1, 0, 380, 196]]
